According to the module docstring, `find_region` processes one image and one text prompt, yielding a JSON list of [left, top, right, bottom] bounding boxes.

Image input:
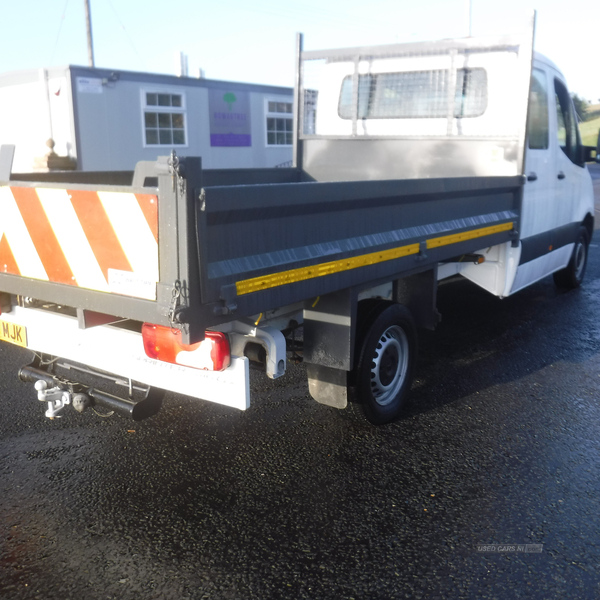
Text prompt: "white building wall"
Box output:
[[0, 69, 74, 173], [47, 75, 73, 159]]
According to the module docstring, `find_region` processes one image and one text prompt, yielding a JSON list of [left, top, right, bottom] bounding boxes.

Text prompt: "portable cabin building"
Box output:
[[0, 65, 294, 173]]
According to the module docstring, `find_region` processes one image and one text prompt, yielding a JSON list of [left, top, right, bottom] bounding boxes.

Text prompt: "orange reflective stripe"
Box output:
[[0, 233, 19, 276], [0, 186, 160, 297], [11, 186, 75, 285], [135, 194, 158, 243], [69, 189, 133, 281]]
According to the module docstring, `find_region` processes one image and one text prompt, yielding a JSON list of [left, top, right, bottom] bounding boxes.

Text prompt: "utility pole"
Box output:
[[466, 0, 473, 37], [84, 0, 95, 67]]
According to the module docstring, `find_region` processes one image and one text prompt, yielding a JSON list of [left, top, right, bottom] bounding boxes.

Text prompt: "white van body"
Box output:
[[509, 54, 595, 294], [451, 53, 594, 297], [300, 33, 594, 300]]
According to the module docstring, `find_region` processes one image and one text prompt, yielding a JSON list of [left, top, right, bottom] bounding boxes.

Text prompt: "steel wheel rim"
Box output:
[[370, 325, 409, 406]]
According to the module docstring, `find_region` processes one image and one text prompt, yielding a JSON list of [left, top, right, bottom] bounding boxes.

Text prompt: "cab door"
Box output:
[[510, 65, 585, 293], [552, 75, 583, 234], [519, 66, 553, 241]]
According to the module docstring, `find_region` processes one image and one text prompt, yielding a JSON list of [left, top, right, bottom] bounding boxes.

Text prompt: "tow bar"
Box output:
[[19, 362, 164, 421], [35, 380, 72, 419]]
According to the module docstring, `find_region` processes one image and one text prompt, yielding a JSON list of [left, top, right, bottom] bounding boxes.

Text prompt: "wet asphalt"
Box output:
[[2, 170, 600, 599]]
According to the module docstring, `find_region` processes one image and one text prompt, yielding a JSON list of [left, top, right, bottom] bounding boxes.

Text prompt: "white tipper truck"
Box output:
[[0, 16, 595, 425]]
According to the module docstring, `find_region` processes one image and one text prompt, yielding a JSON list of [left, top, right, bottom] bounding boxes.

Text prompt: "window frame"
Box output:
[[265, 98, 294, 147], [553, 77, 583, 167], [141, 89, 188, 148]]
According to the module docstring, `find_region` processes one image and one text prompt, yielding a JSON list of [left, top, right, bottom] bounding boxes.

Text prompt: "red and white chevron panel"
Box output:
[[0, 186, 159, 300]]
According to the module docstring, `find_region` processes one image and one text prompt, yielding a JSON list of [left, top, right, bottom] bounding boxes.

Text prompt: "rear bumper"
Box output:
[[0, 305, 250, 411]]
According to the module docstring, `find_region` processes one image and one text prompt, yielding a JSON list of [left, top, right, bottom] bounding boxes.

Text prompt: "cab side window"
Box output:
[[527, 69, 549, 149], [554, 78, 582, 166]]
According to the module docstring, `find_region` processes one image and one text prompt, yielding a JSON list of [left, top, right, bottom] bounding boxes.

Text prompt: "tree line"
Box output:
[[571, 93, 599, 121]]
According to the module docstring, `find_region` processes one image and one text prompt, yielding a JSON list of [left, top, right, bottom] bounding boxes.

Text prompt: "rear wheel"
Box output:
[[553, 226, 589, 289], [352, 303, 417, 425]]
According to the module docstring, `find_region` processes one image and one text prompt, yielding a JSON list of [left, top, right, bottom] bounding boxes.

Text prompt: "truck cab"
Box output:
[[298, 31, 594, 299]]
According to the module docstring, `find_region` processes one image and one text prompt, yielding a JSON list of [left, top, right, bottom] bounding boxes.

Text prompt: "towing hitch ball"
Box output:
[[33, 380, 91, 417], [72, 393, 92, 413]]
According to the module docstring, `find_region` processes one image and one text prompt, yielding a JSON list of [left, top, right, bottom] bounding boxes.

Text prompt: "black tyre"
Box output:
[[553, 226, 589, 289], [352, 303, 417, 425]]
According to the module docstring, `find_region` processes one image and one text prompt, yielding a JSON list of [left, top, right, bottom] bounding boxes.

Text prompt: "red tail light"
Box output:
[[142, 324, 230, 371]]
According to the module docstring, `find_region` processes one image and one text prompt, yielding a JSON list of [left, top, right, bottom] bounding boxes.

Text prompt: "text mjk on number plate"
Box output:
[[0, 320, 27, 347]]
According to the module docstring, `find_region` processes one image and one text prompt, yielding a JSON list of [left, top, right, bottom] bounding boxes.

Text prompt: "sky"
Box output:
[[0, 0, 599, 101]]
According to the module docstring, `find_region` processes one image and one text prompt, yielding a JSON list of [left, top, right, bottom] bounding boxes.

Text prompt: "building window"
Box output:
[[143, 92, 186, 146], [266, 100, 293, 145]]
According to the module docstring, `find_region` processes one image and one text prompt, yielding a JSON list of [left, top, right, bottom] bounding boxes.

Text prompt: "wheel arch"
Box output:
[[583, 212, 594, 242], [349, 298, 395, 386]]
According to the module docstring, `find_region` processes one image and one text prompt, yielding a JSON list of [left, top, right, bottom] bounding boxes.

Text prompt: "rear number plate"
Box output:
[[0, 319, 27, 347]]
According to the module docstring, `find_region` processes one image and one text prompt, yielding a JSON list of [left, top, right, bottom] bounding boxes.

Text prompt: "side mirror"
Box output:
[[583, 146, 597, 163]]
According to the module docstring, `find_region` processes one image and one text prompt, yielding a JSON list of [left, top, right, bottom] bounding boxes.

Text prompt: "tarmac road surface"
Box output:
[[1, 170, 600, 599]]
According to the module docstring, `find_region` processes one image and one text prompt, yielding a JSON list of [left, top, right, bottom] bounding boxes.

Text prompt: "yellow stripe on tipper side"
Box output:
[[235, 221, 515, 296], [236, 242, 421, 296], [426, 222, 514, 250]]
